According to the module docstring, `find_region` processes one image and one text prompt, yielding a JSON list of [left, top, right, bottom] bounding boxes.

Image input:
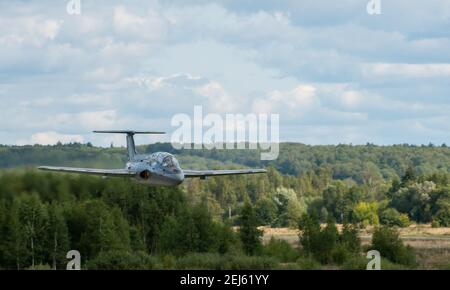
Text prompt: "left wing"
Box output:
[[38, 166, 137, 177], [183, 168, 267, 178]]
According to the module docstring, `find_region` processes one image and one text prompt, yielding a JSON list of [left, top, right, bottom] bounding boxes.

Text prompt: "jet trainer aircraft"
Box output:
[[38, 130, 267, 186]]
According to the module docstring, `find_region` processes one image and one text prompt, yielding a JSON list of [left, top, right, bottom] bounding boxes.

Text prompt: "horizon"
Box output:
[[2, 140, 449, 148]]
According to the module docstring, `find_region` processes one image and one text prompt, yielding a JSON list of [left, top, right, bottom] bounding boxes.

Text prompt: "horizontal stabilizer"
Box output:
[[93, 130, 165, 135]]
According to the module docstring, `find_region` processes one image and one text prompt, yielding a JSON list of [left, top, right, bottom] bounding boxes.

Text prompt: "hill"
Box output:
[[2, 142, 450, 183]]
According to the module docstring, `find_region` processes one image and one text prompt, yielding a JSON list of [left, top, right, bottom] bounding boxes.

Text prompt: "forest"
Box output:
[[0, 143, 450, 269]]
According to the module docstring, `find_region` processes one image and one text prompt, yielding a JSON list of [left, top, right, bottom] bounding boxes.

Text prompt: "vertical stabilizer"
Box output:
[[93, 130, 166, 161], [126, 133, 137, 161]]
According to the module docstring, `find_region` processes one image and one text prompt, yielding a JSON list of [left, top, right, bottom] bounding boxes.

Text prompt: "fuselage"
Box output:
[[126, 152, 184, 186]]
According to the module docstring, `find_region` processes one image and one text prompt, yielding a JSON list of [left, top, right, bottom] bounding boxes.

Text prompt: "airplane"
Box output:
[[38, 130, 267, 186]]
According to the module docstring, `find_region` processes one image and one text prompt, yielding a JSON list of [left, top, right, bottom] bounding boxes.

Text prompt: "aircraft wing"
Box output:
[[38, 166, 137, 177], [183, 168, 267, 178]]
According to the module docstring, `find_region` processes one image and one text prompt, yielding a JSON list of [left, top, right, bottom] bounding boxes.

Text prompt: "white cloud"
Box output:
[[0, 16, 62, 47], [113, 6, 167, 42], [364, 63, 450, 78], [85, 66, 122, 81], [17, 131, 84, 145], [195, 81, 242, 112]]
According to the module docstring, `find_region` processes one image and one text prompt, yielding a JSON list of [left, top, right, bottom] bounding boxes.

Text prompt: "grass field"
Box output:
[[261, 224, 450, 269]]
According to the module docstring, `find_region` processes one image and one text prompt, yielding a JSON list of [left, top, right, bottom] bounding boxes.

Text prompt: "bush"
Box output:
[[296, 256, 322, 270], [225, 255, 277, 270], [27, 264, 52, 270], [340, 224, 361, 254], [174, 253, 277, 270], [341, 255, 367, 270], [262, 237, 299, 263], [434, 208, 450, 227], [331, 244, 351, 265], [298, 214, 362, 265], [298, 215, 338, 264], [353, 202, 379, 226], [379, 208, 410, 227], [86, 251, 157, 270], [175, 253, 223, 270], [380, 258, 409, 270], [370, 226, 416, 267]]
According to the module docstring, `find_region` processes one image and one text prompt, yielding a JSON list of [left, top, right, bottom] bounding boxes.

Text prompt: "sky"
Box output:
[[1, 0, 450, 146]]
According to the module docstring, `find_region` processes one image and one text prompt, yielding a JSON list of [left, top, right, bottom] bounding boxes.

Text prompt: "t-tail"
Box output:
[[93, 130, 165, 161]]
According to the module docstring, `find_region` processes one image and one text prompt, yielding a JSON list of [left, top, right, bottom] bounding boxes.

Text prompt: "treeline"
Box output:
[[2, 142, 450, 183], [185, 166, 450, 228]]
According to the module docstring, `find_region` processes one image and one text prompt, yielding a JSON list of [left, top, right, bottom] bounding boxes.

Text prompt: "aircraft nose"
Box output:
[[173, 172, 184, 184]]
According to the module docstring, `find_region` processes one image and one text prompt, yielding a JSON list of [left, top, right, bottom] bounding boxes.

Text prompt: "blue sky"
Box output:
[[1, 0, 450, 146]]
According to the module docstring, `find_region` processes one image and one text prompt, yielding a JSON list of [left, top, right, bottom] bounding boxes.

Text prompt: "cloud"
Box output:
[[113, 5, 168, 42], [195, 81, 241, 112], [17, 131, 84, 145], [1, 0, 450, 146], [364, 63, 450, 78]]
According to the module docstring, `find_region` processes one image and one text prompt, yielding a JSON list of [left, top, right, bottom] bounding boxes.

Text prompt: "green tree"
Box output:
[[352, 202, 379, 226], [379, 208, 410, 227], [76, 200, 131, 259], [371, 226, 416, 267], [46, 203, 70, 269], [13, 193, 49, 269], [238, 202, 262, 255], [255, 197, 277, 226]]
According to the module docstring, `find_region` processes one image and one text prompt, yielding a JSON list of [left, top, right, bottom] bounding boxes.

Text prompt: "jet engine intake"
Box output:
[[139, 170, 151, 179]]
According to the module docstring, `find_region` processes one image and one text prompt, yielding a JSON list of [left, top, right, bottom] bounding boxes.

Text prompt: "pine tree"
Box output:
[[238, 202, 262, 255]]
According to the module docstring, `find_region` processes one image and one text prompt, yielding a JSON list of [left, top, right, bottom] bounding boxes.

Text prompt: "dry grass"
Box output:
[[243, 224, 450, 249], [260, 224, 450, 268]]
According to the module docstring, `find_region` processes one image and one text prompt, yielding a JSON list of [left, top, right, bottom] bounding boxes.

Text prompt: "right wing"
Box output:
[[183, 168, 267, 178], [38, 166, 136, 177]]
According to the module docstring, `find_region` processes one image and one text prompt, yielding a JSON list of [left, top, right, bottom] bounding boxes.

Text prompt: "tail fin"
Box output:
[[93, 130, 165, 161]]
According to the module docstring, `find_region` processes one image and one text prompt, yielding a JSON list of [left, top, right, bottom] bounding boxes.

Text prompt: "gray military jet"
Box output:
[[38, 130, 267, 186]]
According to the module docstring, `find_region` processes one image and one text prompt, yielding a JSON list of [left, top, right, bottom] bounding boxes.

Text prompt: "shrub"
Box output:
[[175, 253, 223, 270], [262, 237, 299, 263], [331, 244, 351, 265], [380, 258, 409, 270], [341, 255, 367, 270], [174, 253, 277, 270], [27, 264, 52, 270], [225, 255, 277, 270], [298, 214, 362, 265], [340, 224, 361, 253], [370, 226, 416, 267], [431, 220, 440, 228], [379, 208, 410, 227], [353, 202, 379, 226], [161, 254, 176, 269], [434, 208, 450, 227], [296, 256, 322, 270], [86, 251, 157, 270]]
